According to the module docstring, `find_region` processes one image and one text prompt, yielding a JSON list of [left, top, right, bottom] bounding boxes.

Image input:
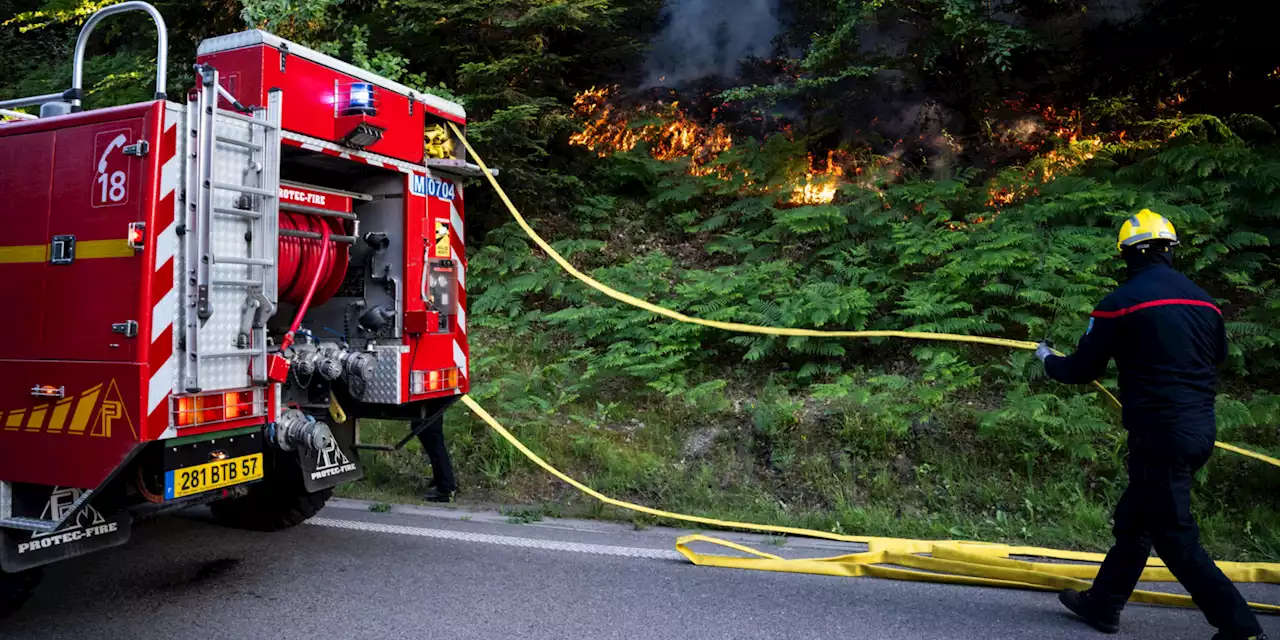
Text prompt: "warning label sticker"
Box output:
[[435, 220, 450, 258]]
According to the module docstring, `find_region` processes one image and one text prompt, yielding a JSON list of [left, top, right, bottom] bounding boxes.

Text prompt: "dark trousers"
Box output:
[[1089, 434, 1261, 635], [413, 415, 456, 493]]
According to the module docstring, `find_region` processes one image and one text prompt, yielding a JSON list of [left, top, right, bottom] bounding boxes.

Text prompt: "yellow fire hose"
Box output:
[[447, 122, 1280, 612]]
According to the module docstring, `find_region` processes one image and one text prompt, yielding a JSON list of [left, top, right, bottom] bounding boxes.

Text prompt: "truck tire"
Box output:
[[0, 568, 41, 620], [209, 451, 331, 532]]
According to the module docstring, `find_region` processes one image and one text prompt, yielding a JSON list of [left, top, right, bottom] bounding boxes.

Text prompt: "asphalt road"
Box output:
[[3, 499, 1276, 640]]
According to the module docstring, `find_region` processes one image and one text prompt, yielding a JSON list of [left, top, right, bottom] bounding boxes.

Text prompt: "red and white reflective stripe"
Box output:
[[149, 106, 182, 439], [282, 133, 421, 175], [1091, 298, 1222, 319], [450, 192, 469, 392]]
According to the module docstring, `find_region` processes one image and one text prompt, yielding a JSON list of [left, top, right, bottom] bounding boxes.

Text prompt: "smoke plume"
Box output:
[[644, 0, 781, 87]]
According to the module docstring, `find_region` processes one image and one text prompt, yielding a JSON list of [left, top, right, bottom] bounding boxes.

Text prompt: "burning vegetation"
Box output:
[[570, 87, 1157, 214], [570, 87, 847, 205], [981, 98, 1133, 211], [790, 151, 846, 205], [570, 87, 732, 178]]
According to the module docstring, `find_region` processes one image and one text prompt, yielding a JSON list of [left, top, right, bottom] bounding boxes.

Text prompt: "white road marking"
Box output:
[[306, 517, 682, 561]]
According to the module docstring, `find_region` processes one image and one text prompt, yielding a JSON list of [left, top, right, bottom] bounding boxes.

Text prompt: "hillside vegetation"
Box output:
[[3, 0, 1278, 559]]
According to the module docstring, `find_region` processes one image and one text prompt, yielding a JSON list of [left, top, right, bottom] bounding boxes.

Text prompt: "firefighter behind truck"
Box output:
[[0, 1, 485, 617]]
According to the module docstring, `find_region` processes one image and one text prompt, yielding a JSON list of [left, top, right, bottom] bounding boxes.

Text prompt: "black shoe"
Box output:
[[1211, 633, 1268, 640], [423, 488, 455, 503], [1059, 589, 1120, 634]]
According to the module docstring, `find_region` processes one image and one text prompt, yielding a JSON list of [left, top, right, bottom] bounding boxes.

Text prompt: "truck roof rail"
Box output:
[[71, 1, 169, 106], [0, 1, 168, 113]]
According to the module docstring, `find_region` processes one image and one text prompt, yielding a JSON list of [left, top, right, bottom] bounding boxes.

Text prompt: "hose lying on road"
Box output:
[[448, 122, 1280, 610], [462, 394, 1280, 613]]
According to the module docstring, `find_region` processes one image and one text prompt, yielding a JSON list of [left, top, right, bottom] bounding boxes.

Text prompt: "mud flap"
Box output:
[[1, 487, 130, 572], [298, 435, 362, 493]]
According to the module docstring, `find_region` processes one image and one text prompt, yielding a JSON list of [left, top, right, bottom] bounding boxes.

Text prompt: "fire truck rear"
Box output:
[[0, 2, 481, 616]]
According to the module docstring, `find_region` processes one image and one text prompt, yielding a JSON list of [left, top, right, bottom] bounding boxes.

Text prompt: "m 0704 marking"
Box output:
[[409, 174, 455, 201]]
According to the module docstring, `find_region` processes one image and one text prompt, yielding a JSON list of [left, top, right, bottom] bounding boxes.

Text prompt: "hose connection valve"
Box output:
[[271, 409, 335, 453]]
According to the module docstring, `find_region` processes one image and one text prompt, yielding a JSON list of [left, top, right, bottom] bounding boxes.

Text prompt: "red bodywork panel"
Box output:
[[197, 45, 431, 165], [0, 33, 475, 494], [404, 176, 470, 401], [0, 102, 165, 489]]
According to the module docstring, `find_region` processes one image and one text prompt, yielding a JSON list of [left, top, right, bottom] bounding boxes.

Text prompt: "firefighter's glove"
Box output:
[[1035, 341, 1054, 362]]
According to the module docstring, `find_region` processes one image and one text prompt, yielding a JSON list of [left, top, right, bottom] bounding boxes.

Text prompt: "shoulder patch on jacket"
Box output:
[[1086, 317, 1095, 335]]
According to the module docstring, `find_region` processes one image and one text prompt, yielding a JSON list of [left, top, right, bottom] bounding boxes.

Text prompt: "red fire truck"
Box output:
[[0, 2, 482, 615]]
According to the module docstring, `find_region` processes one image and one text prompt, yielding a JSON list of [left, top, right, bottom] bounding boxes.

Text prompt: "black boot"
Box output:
[[423, 487, 455, 503], [1059, 589, 1120, 634]]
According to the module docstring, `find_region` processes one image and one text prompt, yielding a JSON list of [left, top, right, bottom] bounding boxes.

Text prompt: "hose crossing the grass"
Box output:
[[445, 121, 1279, 470]]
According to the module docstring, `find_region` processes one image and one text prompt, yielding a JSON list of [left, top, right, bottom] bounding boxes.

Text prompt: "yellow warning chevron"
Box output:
[[0, 380, 136, 439]]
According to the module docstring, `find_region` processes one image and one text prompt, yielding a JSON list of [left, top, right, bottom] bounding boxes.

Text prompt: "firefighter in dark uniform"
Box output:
[[413, 412, 457, 503], [1037, 209, 1266, 639]]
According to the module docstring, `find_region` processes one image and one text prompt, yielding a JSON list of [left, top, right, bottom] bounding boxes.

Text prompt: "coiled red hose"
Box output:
[[277, 214, 348, 352], [278, 213, 348, 305]]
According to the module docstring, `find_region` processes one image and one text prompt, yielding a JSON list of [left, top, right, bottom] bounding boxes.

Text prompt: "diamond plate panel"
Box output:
[[350, 345, 407, 405]]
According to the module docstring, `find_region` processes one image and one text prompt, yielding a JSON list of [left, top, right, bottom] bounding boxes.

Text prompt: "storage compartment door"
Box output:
[[41, 116, 150, 362]]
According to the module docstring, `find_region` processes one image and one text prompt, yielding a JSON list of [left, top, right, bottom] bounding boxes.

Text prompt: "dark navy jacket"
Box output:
[[1044, 261, 1226, 438]]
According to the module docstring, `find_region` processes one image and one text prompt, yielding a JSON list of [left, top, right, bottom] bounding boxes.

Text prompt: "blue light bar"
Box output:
[[344, 82, 376, 116]]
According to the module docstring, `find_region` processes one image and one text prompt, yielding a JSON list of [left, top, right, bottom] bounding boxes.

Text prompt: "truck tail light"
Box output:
[[172, 389, 264, 429], [223, 391, 254, 420], [175, 397, 196, 427], [197, 394, 222, 424], [411, 368, 461, 395]]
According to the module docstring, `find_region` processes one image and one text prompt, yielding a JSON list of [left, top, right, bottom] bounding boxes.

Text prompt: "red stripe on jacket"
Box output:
[[1091, 298, 1222, 319]]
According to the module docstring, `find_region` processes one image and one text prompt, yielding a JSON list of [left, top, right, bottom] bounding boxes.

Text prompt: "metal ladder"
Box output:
[[182, 65, 282, 393]]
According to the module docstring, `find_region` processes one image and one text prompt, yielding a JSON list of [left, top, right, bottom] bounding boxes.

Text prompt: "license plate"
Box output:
[[164, 453, 263, 500]]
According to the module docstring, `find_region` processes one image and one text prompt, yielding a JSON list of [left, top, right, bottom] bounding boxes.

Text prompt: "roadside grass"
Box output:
[[337, 329, 1280, 563]]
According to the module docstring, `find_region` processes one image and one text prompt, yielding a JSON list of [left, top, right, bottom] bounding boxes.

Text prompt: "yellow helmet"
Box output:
[[1117, 209, 1178, 252]]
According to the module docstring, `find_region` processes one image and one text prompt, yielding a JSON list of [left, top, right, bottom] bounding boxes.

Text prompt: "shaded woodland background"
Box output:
[[3, 0, 1278, 557]]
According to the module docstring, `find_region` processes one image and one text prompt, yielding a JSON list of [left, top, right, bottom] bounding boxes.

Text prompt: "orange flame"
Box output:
[[571, 87, 858, 204], [569, 87, 640, 154], [790, 151, 845, 205], [569, 87, 731, 176]]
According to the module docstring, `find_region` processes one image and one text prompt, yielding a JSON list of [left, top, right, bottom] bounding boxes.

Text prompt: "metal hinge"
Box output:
[[124, 140, 149, 157], [112, 320, 139, 338]]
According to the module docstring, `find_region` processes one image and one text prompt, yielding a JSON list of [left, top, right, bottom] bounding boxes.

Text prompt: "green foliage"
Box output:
[[458, 116, 1279, 560], [5, 0, 1279, 560], [473, 132, 1280, 395]]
